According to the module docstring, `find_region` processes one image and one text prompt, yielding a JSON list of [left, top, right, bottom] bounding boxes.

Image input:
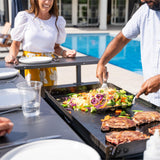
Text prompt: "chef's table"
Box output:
[[0, 74, 84, 158]]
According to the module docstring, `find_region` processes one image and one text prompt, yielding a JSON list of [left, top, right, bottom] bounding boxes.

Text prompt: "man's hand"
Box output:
[[136, 75, 160, 98], [96, 32, 130, 85], [0, 117, 14, 137], [96, 64, 108, 84]]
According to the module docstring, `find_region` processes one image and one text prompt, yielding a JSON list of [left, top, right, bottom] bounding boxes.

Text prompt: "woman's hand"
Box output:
[[0, 117, 14, 137], [54, 44, 76, 58], [5, 55, 18, 64], [136, 75, 160, 98], [64, 50, 76, 58], [5, 41, 20, 64]]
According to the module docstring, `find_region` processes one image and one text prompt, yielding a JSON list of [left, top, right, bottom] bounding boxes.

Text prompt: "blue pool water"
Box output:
[[62, 33, 142, 75]]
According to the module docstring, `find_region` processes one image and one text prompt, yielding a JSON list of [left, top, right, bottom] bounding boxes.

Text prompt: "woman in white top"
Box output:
[[5, 0, 76, 86]]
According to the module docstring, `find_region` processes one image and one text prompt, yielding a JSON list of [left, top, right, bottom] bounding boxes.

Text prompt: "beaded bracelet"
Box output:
[[60, 49, 64, 57]]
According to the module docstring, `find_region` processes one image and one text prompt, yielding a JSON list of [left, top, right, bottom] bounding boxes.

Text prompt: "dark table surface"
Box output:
[[0, 56, 99, 85], [0, 56, 99, 69], [0, 74, 84, 158]]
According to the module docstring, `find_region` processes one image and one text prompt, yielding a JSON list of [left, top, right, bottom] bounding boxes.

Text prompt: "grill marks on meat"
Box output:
[[106, 130, 149, 145], [102, 111, 160, 145], [132, 111, 160, 125], [101, 117, 136, 131], [148, 124, 160, 135]]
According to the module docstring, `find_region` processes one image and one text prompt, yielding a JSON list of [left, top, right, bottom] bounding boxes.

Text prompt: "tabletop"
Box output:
[[0, 56, 99, 69], [0, 74, 84, 157], [0, 56, 99, 85]]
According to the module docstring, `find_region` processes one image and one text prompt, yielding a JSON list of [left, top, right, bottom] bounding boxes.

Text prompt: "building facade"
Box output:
[[0, 0, 140, 29]]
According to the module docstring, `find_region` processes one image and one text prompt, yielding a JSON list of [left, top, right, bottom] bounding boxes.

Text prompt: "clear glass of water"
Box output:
[[16, 81, 42, 117]]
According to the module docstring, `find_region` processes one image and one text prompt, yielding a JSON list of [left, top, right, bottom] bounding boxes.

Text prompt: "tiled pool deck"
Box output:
[[0, 25, 147, 101]]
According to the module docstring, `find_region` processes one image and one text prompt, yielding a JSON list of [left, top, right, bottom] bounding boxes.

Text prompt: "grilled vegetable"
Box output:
[[62, 88, 134, 113], [115, 109, 122, 115]]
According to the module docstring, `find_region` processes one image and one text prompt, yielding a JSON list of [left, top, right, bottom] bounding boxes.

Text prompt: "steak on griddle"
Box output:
[[132, 111, 160, 125], [101, 117, 136, 131], [148, 124, 160, 135], [106, 130, 149, 145]]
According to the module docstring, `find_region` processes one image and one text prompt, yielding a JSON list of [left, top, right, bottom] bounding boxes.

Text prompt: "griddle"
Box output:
[[44, 83, 160, 160]]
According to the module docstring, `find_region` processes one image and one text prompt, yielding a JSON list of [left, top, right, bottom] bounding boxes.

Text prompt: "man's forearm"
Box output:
[[98, 32, 131, 66], [158, 74, 160, 89]]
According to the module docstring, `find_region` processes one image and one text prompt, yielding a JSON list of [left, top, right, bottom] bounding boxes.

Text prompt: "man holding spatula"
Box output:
[[96, 0, 160, 106]]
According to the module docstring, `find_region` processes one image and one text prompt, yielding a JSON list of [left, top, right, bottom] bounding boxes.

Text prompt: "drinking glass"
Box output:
[[16, 81, 42, 117]]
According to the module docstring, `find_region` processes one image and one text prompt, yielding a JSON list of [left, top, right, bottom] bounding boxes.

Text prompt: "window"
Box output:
[[78, 0, 98, 26], [58, 0, 72, 24], [111, 0, 126, 25], [0, 1, 5, 25]]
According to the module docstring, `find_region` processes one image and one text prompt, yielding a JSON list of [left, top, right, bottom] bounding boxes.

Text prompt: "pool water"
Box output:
[[62, 33, 142, 75]]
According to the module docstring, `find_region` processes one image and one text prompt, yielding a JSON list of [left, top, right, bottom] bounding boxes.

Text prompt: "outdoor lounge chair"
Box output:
[[0, 22, 11, 52]]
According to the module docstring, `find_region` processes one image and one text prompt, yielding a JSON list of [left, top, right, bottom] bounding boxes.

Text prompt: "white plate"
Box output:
[[0, 88, 22, 110], [0, 68, 19, 80], [1, 139, 101, 160], [0, 88, 36, 110], [19, 57, 52, 64]]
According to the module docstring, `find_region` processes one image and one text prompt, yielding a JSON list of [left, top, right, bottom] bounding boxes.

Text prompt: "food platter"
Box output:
[[45, 83, 160, 159]]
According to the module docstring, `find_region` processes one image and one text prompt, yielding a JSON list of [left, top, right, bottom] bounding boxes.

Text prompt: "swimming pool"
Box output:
[[62, 33, 142, 75]]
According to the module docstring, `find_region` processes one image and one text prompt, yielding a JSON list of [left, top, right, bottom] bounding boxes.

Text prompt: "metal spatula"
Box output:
[[132, 94, 137, 105], [101, 80, 109, 89], [100, 68, 109, 89]]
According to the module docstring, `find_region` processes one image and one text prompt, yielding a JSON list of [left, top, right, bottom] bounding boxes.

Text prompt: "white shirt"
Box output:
[[122, 4, 160, 106], [11, 11, 66, 53]]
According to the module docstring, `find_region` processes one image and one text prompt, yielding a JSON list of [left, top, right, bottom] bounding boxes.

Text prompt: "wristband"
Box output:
[[60, 49, 64, 57]]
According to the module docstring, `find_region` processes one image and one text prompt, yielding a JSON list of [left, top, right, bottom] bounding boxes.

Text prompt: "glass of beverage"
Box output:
[[16, 81, 42, 117]]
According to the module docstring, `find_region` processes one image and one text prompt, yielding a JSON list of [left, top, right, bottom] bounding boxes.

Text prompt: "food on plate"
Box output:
[[62, 88, 134, 112], [106, 130, 149, 145], [148, 124, 160, 135], [101, 116, 136, 131], [132, 111, 160, 125]]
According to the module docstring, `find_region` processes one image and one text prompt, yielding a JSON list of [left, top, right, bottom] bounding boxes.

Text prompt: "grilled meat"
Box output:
[[132, 111, 160, 125], [148, 124, 160, 135], [101, 117, 136, 131], [106, 130, 149, 145]]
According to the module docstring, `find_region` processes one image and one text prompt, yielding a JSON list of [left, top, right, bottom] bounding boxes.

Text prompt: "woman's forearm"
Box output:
[[9, 41, 21, 58], [5, 41, 21, 63], [54, 44, 67, 57]]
